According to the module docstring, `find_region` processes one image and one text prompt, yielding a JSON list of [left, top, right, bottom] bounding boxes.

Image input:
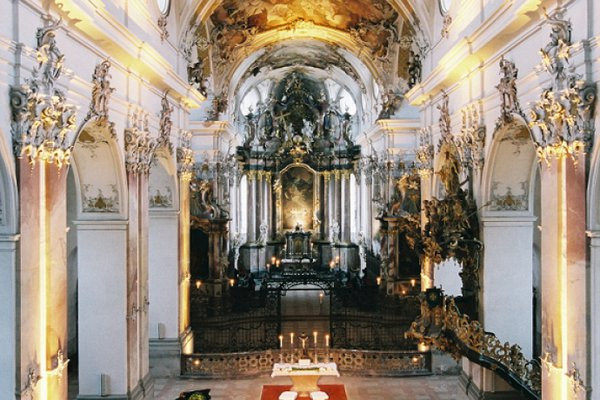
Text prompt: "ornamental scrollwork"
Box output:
[[529, 8, 597, 164], [83, 59, 116, 137], [158, 91, 174, 153], [415, 127, 433, 173], [124, 107, 158, 175], [437, 90, 452, 148], [456, 103, 486, 171], [495, 56, 525, 130], [407, 289, 541, 398], [10, 16, 77, 169], [158, 15, 169, 42], [177, 130, 195, 181]]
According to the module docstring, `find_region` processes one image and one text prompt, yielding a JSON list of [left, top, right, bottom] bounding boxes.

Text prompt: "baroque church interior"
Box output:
[[1, 0, 599, 399]]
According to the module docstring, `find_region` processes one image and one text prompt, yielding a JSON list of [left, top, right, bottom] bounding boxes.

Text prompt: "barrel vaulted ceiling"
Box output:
[[180, 0, 431, 122]]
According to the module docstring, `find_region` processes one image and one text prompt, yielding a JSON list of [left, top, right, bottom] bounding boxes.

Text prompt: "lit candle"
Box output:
[[313, 331, 318, 346], [319, 292, 324, 304], [272, 256, 276, 264], [276, 260, 281, 267], [325, 334, 330, 347], [279, 335, 283, 349], [290, 332, 294, 346], [329, 260, 335, 269], [266, 263, 270, 271], [335, 255, 340, 263], [376, 276, 382, 286], [195, 280, 202, 289], [402, 289, 407, 295], [229, 278, 235, 287], [410, 278, 416, 287]]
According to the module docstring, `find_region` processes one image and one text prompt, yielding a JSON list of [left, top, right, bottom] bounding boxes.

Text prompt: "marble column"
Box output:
[[0, 234, 18, 399], [265, 173, 273, 239], [590, 232, 600, 400], [247, 172, 257, 242], [321, 173, 330, 241], [17, 159, 70, 400], [178, 175, 192, 352], [539, 154, 587, 400], [419, 170, 434, 290], [481, 216, 536, 358], [76, 220, 128, 398], [365, 174, 373, 249], [341, 171, 351, 243]]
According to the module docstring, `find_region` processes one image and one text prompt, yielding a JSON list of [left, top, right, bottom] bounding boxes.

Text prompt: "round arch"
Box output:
[[68, 121, 127, 220], [482, 116, 538, 216], [149, 146, 179, 211], [0, 134, 18, 234], [479, 115, 540, 358]]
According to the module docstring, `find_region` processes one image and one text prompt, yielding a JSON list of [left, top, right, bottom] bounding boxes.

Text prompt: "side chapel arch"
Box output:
[[480, 115, 540, 359]]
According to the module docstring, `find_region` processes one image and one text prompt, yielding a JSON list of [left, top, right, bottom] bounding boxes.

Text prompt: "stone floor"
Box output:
[[154, 375, 470, 400]]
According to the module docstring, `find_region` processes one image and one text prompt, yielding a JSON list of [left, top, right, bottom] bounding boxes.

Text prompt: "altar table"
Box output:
[[271, 362, 339, 397]]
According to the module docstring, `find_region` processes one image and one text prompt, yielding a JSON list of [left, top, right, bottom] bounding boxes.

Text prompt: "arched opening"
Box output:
[[66, 121, 127, 398], [0, 136, 18, 399], [147, 146, 181, 377], [481, 117, 538, 358]]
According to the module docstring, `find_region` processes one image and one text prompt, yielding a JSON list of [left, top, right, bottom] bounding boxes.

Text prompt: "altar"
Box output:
[[271, 362, 339, 397]]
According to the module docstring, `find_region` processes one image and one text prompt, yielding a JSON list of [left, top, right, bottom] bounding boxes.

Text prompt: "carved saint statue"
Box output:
[[408, 50, 422, 88]]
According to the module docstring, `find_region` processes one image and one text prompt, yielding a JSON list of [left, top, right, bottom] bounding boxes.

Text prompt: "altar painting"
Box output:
[[282, 166, 314, 230]]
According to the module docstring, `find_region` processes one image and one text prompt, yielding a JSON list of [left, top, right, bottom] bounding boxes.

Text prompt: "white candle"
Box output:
[[325, 334, 330, 347], [290, 332, 294, 346], [313, 331, 318, 346], [279, 335, 283, 349]]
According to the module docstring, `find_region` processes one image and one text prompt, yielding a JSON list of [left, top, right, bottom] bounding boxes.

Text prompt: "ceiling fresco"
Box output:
[[184, 0, 424, 123]]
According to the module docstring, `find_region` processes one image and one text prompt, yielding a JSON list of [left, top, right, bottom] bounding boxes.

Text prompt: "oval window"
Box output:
[[439, 0, 452, 15], [156, 0, 170, 15]]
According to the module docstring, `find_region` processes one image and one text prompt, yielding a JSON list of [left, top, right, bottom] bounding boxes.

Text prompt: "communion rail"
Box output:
[[181, 348, 431, 378]]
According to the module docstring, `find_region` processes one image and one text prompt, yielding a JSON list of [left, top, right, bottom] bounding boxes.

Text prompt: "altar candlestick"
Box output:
[[325, 334, 330, 347], [313, 331, 318, 346], [279, 335, 283, 349]]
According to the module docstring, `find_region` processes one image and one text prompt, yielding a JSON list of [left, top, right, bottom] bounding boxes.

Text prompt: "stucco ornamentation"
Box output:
[[529, 9, 597, 164], [177, 130, 195, 181], [83, 59, 116, 137], [10, 16, 77, 169], [124, 107, 158, 175], [158, 91, 174, 153]]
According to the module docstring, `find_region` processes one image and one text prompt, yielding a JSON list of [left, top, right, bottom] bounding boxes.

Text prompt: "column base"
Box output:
[[149, 338, 181, 378], [77, 372, 154, 400]]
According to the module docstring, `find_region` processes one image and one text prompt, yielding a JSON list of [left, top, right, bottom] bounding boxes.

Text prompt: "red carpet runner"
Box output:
[[261, 385, 347, 400]]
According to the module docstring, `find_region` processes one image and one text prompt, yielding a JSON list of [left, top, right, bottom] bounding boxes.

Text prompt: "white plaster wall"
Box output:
[[482, 217, 536, 358], [0, 235, 18, 400], [148, 211, 180, 339], [76, 222, 128, 396], [434, 259, 462, 297]]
